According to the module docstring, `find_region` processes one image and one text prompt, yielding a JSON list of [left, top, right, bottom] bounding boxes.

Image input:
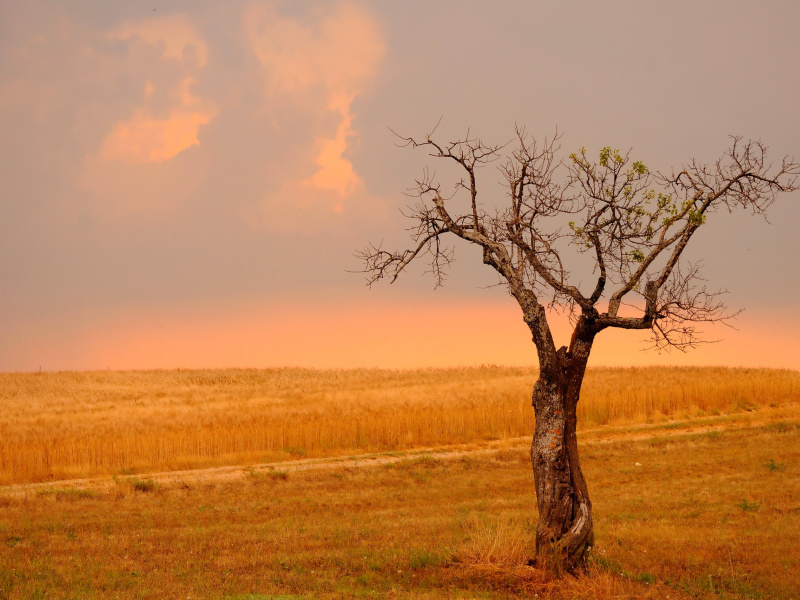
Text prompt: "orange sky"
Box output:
[[7, 297, 798, 372], [0, 2, 798, 373]]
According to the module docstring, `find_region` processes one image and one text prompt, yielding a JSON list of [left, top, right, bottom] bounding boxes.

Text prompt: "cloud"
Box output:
[[99, 77, 217, 163], [80, 14, 218, 214], [98, 17, 218, 164], [108, 14, 209, 68], [78, 3, 384, 223], [245, 2, 385, 220], [245, 3, 383, 96], [309, 105, 359, 202]]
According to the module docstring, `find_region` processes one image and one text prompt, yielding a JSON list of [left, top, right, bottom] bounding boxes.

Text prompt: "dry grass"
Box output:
[[454, 514, 533, 567], [2, 366, 799, 484], [1, 409, 798, 599]]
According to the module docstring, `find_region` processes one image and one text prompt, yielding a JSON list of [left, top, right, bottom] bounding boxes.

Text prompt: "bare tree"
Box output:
[[358, 126, 799, 570]]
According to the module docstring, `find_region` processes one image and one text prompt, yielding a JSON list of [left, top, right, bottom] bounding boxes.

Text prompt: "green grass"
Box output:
[[765, 458, 786, 472], [735, 498, 761, 512]]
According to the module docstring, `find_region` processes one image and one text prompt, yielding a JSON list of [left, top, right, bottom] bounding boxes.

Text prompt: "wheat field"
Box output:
[[2, 366, 799, 485]]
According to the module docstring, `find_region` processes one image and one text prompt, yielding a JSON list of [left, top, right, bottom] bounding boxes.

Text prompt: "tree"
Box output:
[[358, 126, 799, 571]]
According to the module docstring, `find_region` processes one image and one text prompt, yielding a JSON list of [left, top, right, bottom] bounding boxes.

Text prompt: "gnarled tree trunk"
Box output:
[[528, 315, 597, 571]]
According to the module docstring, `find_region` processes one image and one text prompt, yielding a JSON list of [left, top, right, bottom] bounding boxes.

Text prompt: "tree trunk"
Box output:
[[528, 318, 596, 571]]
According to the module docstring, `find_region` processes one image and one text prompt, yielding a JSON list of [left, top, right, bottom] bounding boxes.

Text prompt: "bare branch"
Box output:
[[647, 263, 738, 351], [359, 127, 798, 355]]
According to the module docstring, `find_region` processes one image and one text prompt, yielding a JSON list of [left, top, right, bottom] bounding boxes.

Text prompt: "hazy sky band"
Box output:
[[1, 1, 798, 372]]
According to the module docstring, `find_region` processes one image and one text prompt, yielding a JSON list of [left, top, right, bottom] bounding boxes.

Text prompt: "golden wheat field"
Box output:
[[2, 366, 799, 485]]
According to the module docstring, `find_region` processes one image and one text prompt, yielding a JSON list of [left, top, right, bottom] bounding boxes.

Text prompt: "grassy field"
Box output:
[[2, 366, 799, 485], [1, 403, 798, 599], [1, 366, 799, 598]]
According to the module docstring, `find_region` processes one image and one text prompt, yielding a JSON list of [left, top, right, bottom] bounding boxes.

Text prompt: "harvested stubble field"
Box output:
[[1, 367, 799, 599]]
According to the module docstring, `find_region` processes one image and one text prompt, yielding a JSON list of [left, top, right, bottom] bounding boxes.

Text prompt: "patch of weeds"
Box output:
[[122, 477, 157, 493], [269, 471, 289, 481], [459, 457, 478, 470], [765, 458, 786, 472], [637, 572, 657, 584], [409, 549, 445, 570], [713, 575, 763, 598], [731, 397, 757, 412], [735, 498, 760, 512], [404, 455, 445, 469], [593, 557, 657, 586], [284, 446, 307, 458], [767, 421, 796, 433], [378, 450, 402, 457], [4, 536, 21, 547], [273, 556, 304, 574], [353, 571, 387, 590], [36, 488, 96, 501], [704, 431, 723, 441], [386, 455, 443, 483], [409, 470, 430, 484], [492, 448, 527, 463], [133, 478, 157, 492], [647, 436, 670, 448], [589, 554, 616, 571]]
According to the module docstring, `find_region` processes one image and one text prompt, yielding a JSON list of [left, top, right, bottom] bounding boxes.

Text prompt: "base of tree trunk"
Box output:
[[529, 366, 595, 573], [529, 526, 594, 573]]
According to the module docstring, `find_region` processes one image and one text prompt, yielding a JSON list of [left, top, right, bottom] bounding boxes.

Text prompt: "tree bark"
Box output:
[[528, 314, 597, 571]]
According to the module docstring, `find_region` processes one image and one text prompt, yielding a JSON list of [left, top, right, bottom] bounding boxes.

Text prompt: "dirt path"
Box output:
[[3, 405, 795, 498]]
